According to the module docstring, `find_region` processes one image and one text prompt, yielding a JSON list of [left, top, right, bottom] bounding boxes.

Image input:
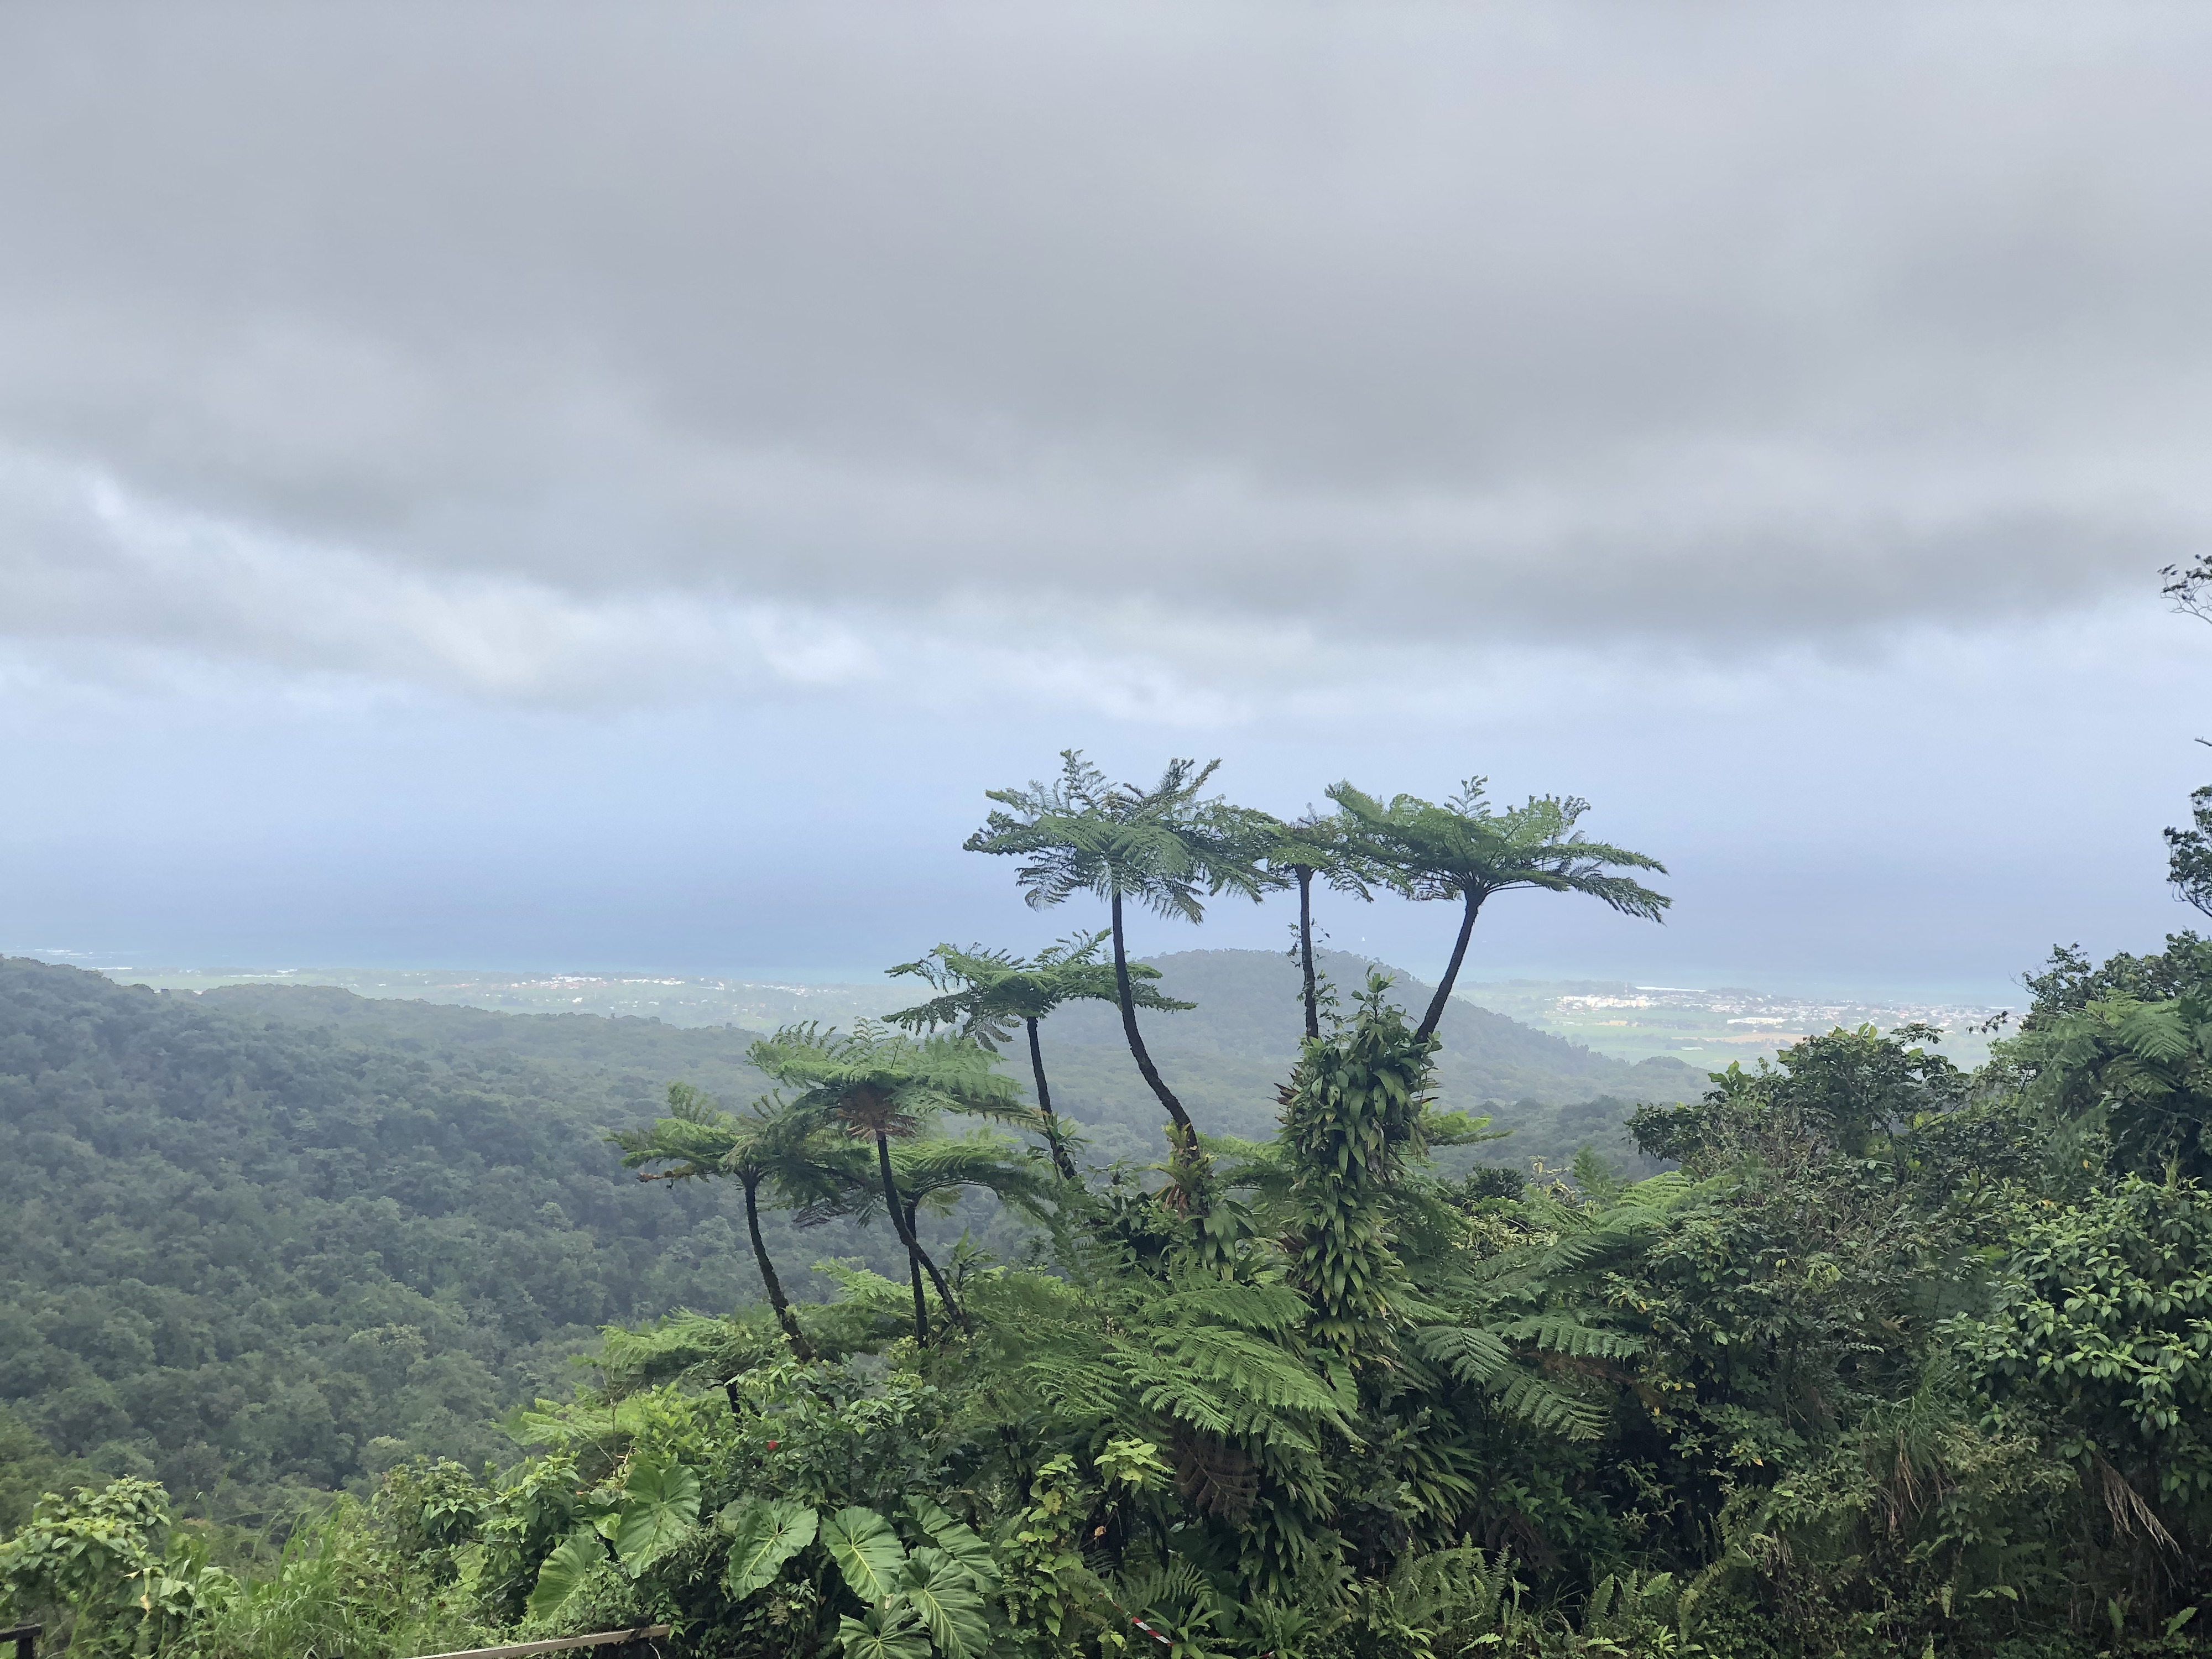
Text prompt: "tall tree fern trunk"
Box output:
[[1415, 889, 1484, 1045], [875, 1132, 931, 1342], [1027, 1016, 1079, 1181], [742, 1175, 813, 1361], [1110, 888, 1199, 1150], [904, 1197, 970, 1334], [904, 1234, 928, 1337], [1298, 867, 1320, 1041]]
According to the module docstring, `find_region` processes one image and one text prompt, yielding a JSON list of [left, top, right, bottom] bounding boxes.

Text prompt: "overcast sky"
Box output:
[[3, 1, 2209, 1001]]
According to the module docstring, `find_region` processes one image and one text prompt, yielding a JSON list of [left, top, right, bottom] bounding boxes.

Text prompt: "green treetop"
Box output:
[[611, 1082, 839, 1361], [963, 751, 1272, 1154], [886, 932, 1192, 1179], [1328, 777, 1670, 1044], [746, 1021, 1035, 1342]]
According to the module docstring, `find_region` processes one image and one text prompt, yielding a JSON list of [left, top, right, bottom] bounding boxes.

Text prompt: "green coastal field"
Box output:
[[1460, 978, 2006, 1072]]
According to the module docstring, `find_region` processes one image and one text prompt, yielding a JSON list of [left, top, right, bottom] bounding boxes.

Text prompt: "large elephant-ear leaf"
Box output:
[[899, 1546, 993, 1659], [526, 1527, 606, 1621], [904, 1494, 958, 1537], [834, 1605, 931, 1659], [612, 1457, 702, 1574], [820, 1506, 907, 1603], [722, 1498, 819, 1599], [905, 1503, 999, 1593]]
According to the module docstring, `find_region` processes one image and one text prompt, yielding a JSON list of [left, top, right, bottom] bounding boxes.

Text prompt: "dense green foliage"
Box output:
[[8, 754, 2212, 1659], [0, 960, 797, 1524]]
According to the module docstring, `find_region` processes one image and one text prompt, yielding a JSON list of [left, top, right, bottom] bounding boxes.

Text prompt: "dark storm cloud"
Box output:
[[1, 0, 2207, 678]]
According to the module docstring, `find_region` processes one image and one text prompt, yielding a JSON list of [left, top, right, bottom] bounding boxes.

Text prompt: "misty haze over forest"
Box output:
[[1, 3, 2209, 1000]]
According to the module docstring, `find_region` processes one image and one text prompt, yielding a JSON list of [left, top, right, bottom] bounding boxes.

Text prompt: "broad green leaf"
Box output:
[[452, 1543, 487, 1593], [903, 1494, 957, 1537], [525, 1528, 606, 1621], [820, 1506, 906, 1604], [721, 1497, 818, 1599], [835, 1606, 931, 1659], [899, 1546, 993, 1659], [612, 1457, 702, 1573], [1095, 1436, 1172, 1496], [902, 1495, 998, 1589]]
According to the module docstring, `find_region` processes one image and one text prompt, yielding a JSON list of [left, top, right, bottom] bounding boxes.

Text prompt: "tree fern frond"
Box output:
[[1157, 1278, 1309, 1334], [1496, 1315, 1645, 1360], [1490, 1370, 1610, 1441], [2114, 1000, 2194, 1066], [1124, 1360, 1238, 1435], [1018, 1355, 1128, 1418], [1535, 1228, 1644, 1275], [1414, 1325, 1513, 1384], [1152, 1325, 1343, 1415]]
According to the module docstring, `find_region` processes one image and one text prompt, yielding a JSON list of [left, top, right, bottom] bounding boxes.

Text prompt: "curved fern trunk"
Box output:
[[904, 1196, 970, 1334], [901, 1212, 928, 1337], [1297, 866, 1320, 1041], [1415, 889, 1485, 1046], [741, 1173, 813, 1361], [874, 1134, 967, 1337], [1027, 1016, 1080, 1181], [875, 1132, 931, 1342], [1110, 888, 1198, 1151]]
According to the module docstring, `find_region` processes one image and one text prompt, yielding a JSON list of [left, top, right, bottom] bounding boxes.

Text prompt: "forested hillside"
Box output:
[[0, 957, 781, 1524], [0, 945, 1662, 1530], [168, 946, 1696, 1166]]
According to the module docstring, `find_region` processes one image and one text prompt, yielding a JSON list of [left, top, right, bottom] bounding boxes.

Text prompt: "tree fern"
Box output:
[[611, 1083, 836, 1360], [749, 1022, 1036, 1340], [1327, 777, 1670, 1044], [886, 933, 1190, 1180], [964, 750, 1274, 1156]]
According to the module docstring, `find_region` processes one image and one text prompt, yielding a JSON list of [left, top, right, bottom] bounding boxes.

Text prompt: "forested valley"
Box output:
[[4, 757, 2210, 1659]]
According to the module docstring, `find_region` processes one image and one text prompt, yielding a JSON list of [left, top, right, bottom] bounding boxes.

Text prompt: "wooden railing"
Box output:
[[0, 1615, 669, 1659], [409, 1626, 671, 1659]]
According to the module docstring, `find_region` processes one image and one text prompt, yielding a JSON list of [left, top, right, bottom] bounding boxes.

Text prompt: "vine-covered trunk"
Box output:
[[1027, 1016, 1080, 1181], [1297, 866, 1319, 1040], [1285, 974, 1429, 1359], [1110, 888, 1199, 1151], [1415, 889, 1485, 1045], [742, 1175, 813, 1361]]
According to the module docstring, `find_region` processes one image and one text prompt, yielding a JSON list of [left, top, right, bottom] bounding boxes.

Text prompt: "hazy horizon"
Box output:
[[8, 942, 2025, 1012]]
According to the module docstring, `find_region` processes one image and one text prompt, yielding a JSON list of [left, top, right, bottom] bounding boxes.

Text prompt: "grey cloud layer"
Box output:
[[2, 1, 2207, 669]]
